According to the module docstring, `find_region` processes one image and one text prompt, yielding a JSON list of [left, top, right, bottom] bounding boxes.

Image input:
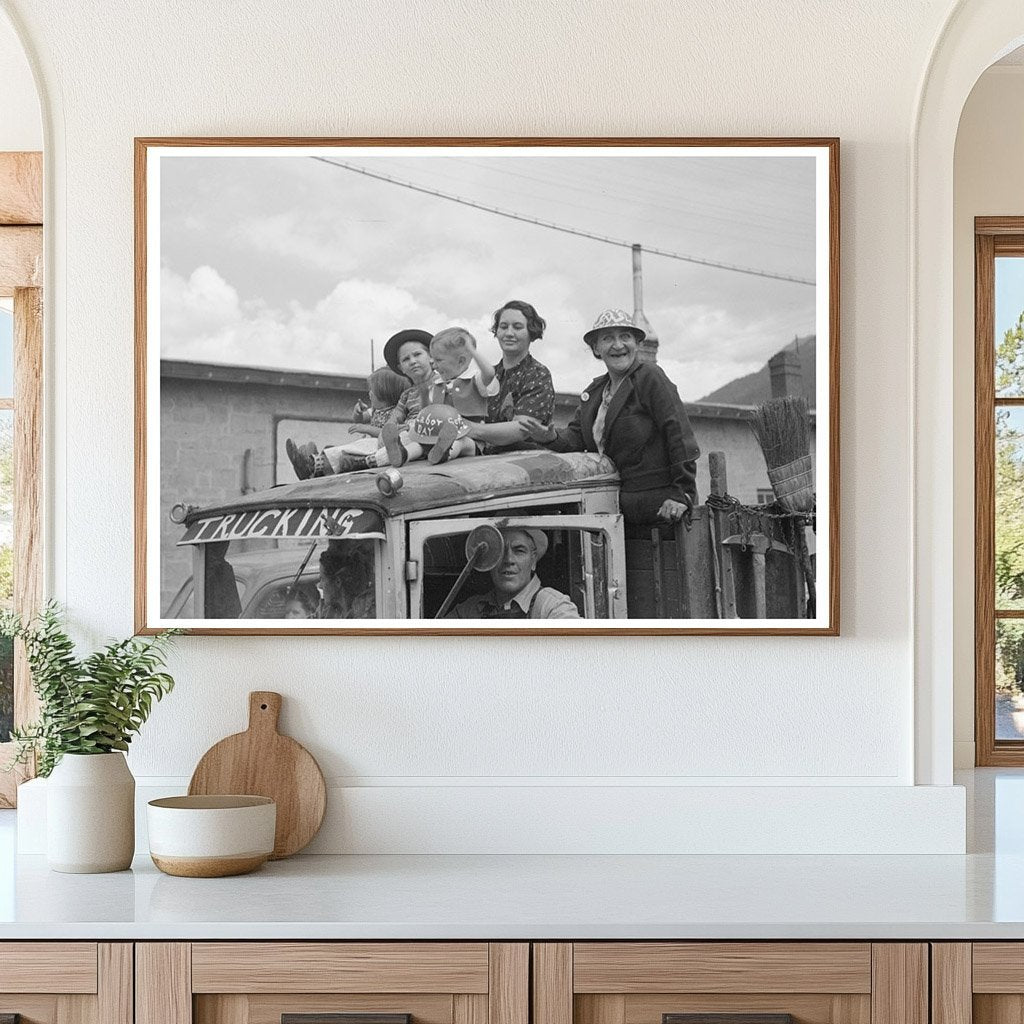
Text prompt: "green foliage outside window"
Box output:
[[996, 311, 1024, 694]]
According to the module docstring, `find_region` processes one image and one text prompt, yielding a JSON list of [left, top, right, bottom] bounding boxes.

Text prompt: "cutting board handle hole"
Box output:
[[260, 703, 268, 710]]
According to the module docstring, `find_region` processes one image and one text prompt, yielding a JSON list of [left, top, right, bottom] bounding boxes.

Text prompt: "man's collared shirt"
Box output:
[[447, 574, 580, 619]]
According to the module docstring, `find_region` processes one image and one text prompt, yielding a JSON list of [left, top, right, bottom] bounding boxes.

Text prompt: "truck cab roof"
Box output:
[[183, 450, 619, 524]]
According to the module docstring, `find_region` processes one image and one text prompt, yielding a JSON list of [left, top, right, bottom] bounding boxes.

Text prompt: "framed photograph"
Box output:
[[135, 137, 838, 635]]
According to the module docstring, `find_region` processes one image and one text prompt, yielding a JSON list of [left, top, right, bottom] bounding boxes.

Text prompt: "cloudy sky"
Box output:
[[157, 147, 819, 401]]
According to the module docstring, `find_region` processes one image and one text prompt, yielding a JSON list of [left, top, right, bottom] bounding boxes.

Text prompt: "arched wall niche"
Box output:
[[914, 0, 1024, 785]]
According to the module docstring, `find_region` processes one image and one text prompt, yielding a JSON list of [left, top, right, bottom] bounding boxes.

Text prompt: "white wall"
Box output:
[[952, 66, 1024, 767], [0, 0, 975, 853], [0, 12, 39, 151]]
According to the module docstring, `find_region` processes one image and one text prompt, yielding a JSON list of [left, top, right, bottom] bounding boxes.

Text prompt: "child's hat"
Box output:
[[383, 329, 433, 375]]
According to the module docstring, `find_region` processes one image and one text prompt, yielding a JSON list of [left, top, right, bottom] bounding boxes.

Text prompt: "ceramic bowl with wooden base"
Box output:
[[147, 795, 276, 877]]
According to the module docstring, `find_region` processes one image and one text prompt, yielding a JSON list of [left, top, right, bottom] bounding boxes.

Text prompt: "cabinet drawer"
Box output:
[[191, 944, 490, 993], [0, 942, 98, 993], [139, 942, 528, 1024], [534, 943, 926, 1024], [572, 944, 871, 994], [0, 943, 130, 1024]]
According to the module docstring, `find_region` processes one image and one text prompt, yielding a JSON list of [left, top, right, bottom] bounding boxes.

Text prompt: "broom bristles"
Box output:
[[751, 396, 810, 469]]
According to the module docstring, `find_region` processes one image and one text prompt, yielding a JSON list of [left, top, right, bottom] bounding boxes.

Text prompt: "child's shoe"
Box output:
[[380, 423, 408, 468], [285, 438, 316, 480], [428, 421, 461, 464]]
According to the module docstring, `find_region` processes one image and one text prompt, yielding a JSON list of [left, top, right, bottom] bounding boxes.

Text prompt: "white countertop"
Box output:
[[1, 769, 1021, 941], [0, 849, 1021, 940]]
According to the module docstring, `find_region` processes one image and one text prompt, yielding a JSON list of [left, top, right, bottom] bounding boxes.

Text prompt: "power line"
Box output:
[[310, 156, 816, 288]]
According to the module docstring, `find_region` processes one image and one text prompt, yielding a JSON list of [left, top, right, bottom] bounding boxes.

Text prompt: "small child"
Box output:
[[285, 329, 439, 480], [351, 366, 408, 432], [304, 366, 410, 476], [375, 327, 496, 471]]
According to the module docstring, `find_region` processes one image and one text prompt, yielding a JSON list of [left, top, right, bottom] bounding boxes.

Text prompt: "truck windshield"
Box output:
[[201, 537, 378, 620]]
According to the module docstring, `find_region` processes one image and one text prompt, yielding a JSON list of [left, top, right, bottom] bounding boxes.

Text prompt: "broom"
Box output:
[[750, 396, 814, 512]]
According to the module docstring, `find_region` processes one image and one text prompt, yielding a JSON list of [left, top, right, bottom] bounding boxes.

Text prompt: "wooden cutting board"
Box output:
[[188, 691, 326, 859]]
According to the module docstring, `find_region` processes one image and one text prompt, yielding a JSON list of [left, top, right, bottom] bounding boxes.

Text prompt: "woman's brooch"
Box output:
[[581, 391, 590, 402]]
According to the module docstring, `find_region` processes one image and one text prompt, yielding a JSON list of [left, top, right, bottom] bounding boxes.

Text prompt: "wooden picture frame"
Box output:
[[135, 137, 839, 635]]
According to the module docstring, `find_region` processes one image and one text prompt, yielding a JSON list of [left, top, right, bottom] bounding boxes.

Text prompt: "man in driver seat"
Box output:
[[447, 527, 580, 619]]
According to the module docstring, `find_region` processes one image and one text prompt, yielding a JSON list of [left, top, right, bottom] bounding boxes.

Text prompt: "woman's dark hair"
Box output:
[[491, 299, 546, 341]]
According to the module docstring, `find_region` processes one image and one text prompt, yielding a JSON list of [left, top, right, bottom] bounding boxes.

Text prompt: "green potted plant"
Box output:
[[2, 602, 179, 873]]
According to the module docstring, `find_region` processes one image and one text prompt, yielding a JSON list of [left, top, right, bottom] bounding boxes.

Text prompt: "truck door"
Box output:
[[406, 514, 626, 620]]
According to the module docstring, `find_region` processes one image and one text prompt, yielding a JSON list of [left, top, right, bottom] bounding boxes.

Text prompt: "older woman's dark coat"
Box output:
[[547, 360, 699, 519]]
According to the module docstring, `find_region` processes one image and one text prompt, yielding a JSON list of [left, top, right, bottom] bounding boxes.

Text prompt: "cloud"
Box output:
[[159, 262, 805, 402], [160, 264, 243, 347], [161, 266, 450, 375]]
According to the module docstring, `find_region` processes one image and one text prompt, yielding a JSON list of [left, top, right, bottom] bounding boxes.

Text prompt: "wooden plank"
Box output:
[[0, 285, 43, 805], [831, 995, 872, 1024], [0, 153, 42, 224], [971, 944, 1024, 992], [136, 943, 191, 1024], [977, 218, 1024, 237], [870, 945, 927, 1024], [0, 943, 97, 993], [976, 229, 998, 766], [0, 997, 58, 1024], [57, 992, 94, 1024], [14, 285, 43, 729], [489, 944, 528, 1024], [243, 995, 452, 1024], [192, 943, 488, 994], [534, 944, 572, 1024], [98, 944, 132, 1024], [453, 996, 487, 1024], [573, 943, 871, 994], [195, 995, 248, 1024], [624, 994, 864, 1024], [974, 995, 1024, 1024], [576, 996, 624, 1024], [134, 137, 148, 632], [931, 945, 972, 1024], [0, 226, 42, 295]]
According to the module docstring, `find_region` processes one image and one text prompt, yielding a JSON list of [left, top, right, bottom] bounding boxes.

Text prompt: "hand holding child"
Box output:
[[515, 415, 556, 443]]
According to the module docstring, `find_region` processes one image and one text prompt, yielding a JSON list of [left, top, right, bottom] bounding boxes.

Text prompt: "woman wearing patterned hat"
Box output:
[[520, 308, 699, 525]]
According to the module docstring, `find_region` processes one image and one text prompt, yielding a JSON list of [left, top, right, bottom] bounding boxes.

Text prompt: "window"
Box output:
[[0, 151, 44, 806], [976, 219, 1024, 764]]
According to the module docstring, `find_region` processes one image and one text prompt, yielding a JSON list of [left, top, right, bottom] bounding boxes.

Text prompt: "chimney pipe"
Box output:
[[768, 341, 803, 399]]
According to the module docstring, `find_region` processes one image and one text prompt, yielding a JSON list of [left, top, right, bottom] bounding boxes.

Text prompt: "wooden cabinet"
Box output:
[[0, 938, 944, 1024], [932, 943, 1023, 1024], [532, 943, 928, 1024], [0, 942, 132, 1024], [136, 944, 528, 1024]]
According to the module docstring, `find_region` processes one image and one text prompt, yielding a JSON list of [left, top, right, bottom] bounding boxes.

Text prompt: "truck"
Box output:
[[166, 449, 810, 625]]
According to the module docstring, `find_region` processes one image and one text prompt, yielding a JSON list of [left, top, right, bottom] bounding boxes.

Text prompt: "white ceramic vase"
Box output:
[[46, 752, 135, 873]]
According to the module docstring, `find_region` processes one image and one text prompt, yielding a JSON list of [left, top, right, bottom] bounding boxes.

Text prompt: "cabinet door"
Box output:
[[533, 944, 927, 1024], [0, 942, 131, 1024], [137, 943, 528, 1024], [943, 942, 1024, 1024]]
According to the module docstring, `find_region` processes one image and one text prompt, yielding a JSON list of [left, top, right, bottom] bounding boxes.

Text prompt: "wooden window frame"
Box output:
[[975, 217, 1024, 765], [0, 151, 43, 806]]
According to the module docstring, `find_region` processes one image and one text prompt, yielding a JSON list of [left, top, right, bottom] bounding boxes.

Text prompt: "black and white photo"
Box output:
[[136, 139, 838, 634]]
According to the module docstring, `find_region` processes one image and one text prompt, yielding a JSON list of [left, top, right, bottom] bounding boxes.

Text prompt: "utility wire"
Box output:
[[310, 156, 815, 288]]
